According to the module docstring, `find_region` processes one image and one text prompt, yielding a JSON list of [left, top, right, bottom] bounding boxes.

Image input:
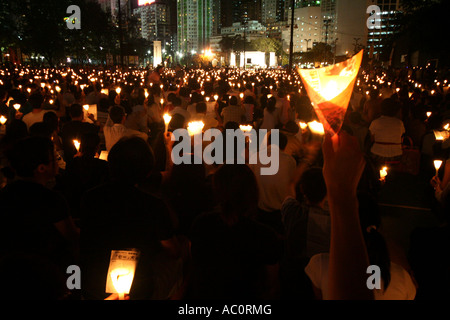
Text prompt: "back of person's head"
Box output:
[[80, 132, 100, 158], [70, 104, 84, 119], [381, 98, 401, 117], [29, 122, 53, 139], [6, 136, 54, 178], [167, 92, 177, 104], [107, 136, 154, 185], [369, 88, 380, 100], [196, 102, 207, 114], [43, 111, 59, 132], [268, 131, 288, 150], [244, 95, 255, 105], [28, 93, 44, 110], [283, 121, 299, 135], [299, 167, 327, 205], [2, 119, 28, 143], [358, 192, 391, 291], [267, 96, 276, 113], [169, 113, 185, 131], [349, 111, 363, 125], [229, 96, 238, 106], [213, 164, 259, 219], [172, 97, 182, 107], [109, 105, 126, 124]]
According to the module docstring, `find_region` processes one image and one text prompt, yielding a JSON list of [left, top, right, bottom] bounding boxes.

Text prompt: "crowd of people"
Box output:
[[0, 62, 449, 300]]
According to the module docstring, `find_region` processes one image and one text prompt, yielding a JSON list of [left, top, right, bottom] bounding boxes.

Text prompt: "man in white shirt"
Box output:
[[103, 106, 148, 151], [22, 93, 54, 131]]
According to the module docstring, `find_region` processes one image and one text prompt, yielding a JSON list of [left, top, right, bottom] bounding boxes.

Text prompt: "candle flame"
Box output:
[[73, 139, 80, 152], [239, 125, 253, 133], [13, 104, 21, 111], [434, 160, 443, 171], [307, 121, 325, 135], [0, 115, 7, 125], [110, 268, 134, 297], [187, 121, 205, 136], [163, 113, 172, 125]]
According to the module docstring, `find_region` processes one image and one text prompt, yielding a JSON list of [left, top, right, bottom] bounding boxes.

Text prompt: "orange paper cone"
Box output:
[[297, 50, 364, 136]]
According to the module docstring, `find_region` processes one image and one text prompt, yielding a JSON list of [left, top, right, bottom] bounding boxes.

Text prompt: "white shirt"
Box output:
[[22, 110, 54, 130], [103, 123, 148, 151], [305, 253, 417, 300], [369, 115, 405, 158], [249, 147, 296, 212]]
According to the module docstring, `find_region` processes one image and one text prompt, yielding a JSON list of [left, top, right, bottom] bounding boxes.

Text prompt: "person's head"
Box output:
[[267, 96, 276, 113], [213, 164, 259, 221], [107, 136, 154, 185], [244, 95, 255, 105], [167, 92, 177, 104], [80, 132, 100, 158], [109, 105, 126, 124], [196, 102, 207, 114], [29, 122, 53, 139], [70, 104, 84, 120], [268, 131, 288, 151], [369, 88, 380, 100], [43, 111, 59, 133], [28, 93, 44, 110], [156, 65, 164, 74], [172, 97, 182, 108], [6, 136, 57, 183], [381, 98, 401, 117], [169, 113, 185, 131], [298, 167, 327, 205], [358, 192, 391, 291], [229, 96, 238, 106], [349, 111, 363, 125], [3, 119, 28, 142]]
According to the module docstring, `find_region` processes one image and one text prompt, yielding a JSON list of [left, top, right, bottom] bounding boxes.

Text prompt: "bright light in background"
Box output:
[[138, 0, 155, 5]]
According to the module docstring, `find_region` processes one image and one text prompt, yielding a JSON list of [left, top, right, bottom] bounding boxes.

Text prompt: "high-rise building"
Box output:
[[320, 0, 367, 56], [177, 0, 213, 55], [282, 5, 322, 53], [133, 1, 173, 52], [262, 0, 286, 25], [366, 0, 402, 58]]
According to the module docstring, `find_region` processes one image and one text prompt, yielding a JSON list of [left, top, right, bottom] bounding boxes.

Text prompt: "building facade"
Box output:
[[177, 0, 213, 55]]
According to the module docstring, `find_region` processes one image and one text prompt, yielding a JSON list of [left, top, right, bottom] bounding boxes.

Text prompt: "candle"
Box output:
[[239, 93, 244, 100], [116, 87, 121, 95], [83, 105, 89, 112], [426, 112, 432, 118], [13, 104, 21, 111], [110, 268, 134, 300], [49, 99, 54, 105], [307, 121, 325, 135], [205, 97, 210, 102], [214, 94, 219, 101], [379, 166, 388, 181], [444, 123, 449, 131], [239, 125, 253, 133], [73, 139, 81, 152], [187, 121, 205, 136], [434, 160, 443, 177], [55, 86, 61, 93], [160, 98, 164, 106], [0, 115, 7, 125], [163, 113, 172, 133]]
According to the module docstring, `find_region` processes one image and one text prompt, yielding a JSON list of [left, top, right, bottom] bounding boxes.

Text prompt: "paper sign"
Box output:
[[298, 50, 364, 136], [105, 249, 140, 295]]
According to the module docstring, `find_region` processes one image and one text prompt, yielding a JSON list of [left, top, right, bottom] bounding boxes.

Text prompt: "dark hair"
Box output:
[[80, 132, 100, 158], [28, 93, 44, 110], [70, 104, 84, 118], [299, 167, 327, 205], [172, 97, 182, 107], [29, 122, 53, 139], [358, 192, 391, 291], [268, 131, 288, 150], [267, 97, 276, 113], [109, 105, 125, 124], [196, 102, 207, 114], [381, 98, 401, 117], [107, 136, 154, 184], [229, 96, 238, 106], [6, 136, 54, 178], [43, 111, 59, 132], [213, 164, 259, 220]]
